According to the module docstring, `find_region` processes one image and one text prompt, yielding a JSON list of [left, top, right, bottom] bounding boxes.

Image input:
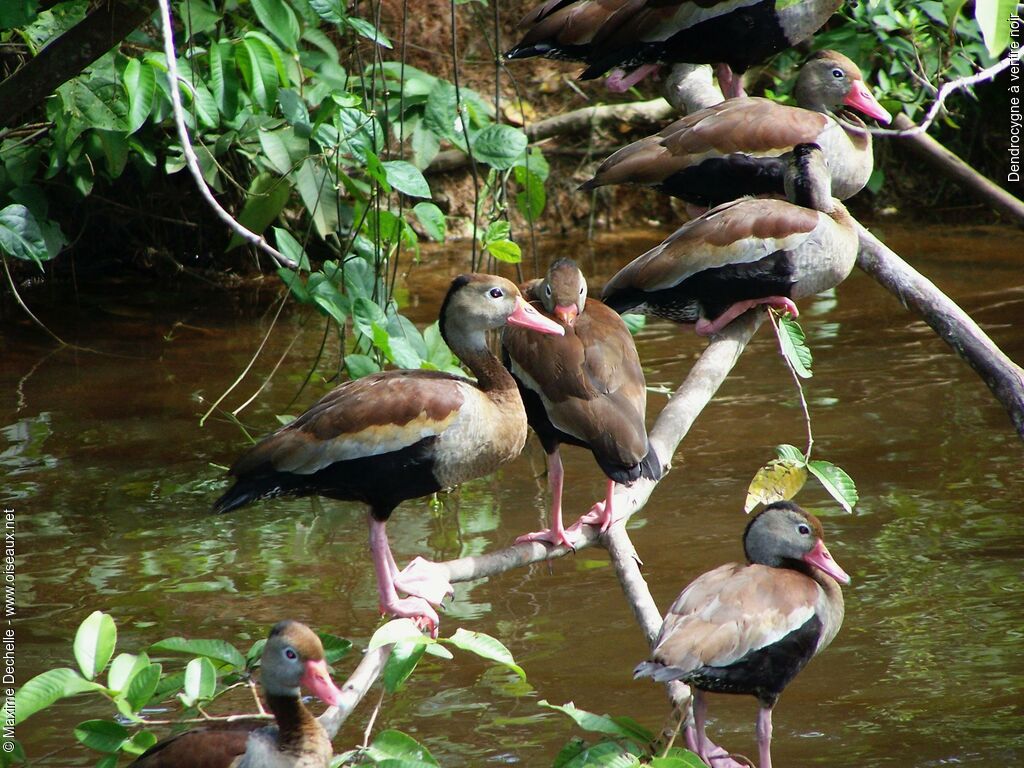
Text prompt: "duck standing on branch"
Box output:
[[505, 0, 844, 96], [132, 620, 343, 767], [502, 259, 661, 548], [601, 143, 858, 336], [214, 276, 564, 633], [580, 50, 892, 207], [635, 502, 849, 768]]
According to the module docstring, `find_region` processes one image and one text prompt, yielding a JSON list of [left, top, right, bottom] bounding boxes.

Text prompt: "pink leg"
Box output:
[[573, 478, 620, 532], [606, 63, 661, 92], [687, 691, 749, 768], [715, 63, 746, 99], [756, 707, 773, 768], [368, 516, 438, 636], [695, 297, 798, 337], [515, 451, 585, 549]]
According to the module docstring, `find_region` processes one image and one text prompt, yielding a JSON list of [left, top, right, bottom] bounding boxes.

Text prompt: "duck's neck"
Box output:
[[265, 693, 322, 751], [441, 324, 518, 392]]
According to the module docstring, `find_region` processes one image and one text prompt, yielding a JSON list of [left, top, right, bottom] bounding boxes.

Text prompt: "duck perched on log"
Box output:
[[601, 143, 858, 335], [505, 0, 844, 95], [214, 275, 564, 632], [580, 50, 891, 206], [132, 621, 342, 767], [502, 259, 660, 548], [635, 502, 849, 768]]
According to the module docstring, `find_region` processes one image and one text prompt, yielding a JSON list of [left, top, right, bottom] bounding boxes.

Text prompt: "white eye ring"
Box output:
[[488, 287, 504, 299], [831, 68, 844, 78], [545, 285, 552, 297], [285, 647, 298, 660], [797, 523, 811, 535]]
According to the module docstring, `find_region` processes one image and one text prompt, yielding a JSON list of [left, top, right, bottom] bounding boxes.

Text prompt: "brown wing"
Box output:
[[230, 370, 467, 477], [516, 0, 636, 49], [653, 563, 821, 673], [601, 198, 821, 294], [131, 726, 252, 767], [659, 98, 829, 156]]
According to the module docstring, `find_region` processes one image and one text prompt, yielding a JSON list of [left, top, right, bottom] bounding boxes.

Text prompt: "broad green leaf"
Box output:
[[485, 238, 522, 264], [351, 296, 388, 340], [410, 123, 441, 168], [424, 81, 461, 144], [258, 127, 302, 175], [74, 611, 117, 681], [308, 0, 345, 23], [227, 172, 292, 250], [481, 219, 510, 244], [514, 165, 546, 222], [345, 354, 380, 379], [444, 629, 526, 680], [0, 204, 49, 268], [181, 656, 218, 706], [95, 756, 118, 768], [107, 653, 149, 693], [471, 124, 528, 170], [123, 729, 159, 756], [73, 719, 128, 753], [650, 753, 707, 767], [345, 15, 393, 48], [560, 741, 643, 768], [744, 459, 808, 513], [539, 701, 653, 742], [209, 41, 239, 119], [295, 157, 340, 238], [273, 228, 311, 270], [123, 58, 155, 134], [382, 160, 431, 198], [363, 729, 438, 765], [278, 88, 311, 134], [251, 0, 300, 51], [774, 444, 806, 464], [807, 460, 859, 513], [317, 633, 352, 665], [149, 637, 246, 670], [124, 663, 161, 711], [383, 640, 427, 693], [238, 36, 280, 110], [975, 0, 1015, 55], [775, 314, 812, 378], [14, 668, 105, 725], [413, 202, 446, 242], [367, 619, 433, 651], [373, 323, 424, 369]]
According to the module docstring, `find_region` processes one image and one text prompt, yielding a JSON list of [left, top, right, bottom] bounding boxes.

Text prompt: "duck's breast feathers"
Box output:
[[660, 98, 830, 158], [231, 371, 470, 476], [604, 199, 820, 295], [652, 563, 824, 673]]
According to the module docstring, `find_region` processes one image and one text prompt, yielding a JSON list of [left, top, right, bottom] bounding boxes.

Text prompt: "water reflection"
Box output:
[[3, 224, 1022, 765]]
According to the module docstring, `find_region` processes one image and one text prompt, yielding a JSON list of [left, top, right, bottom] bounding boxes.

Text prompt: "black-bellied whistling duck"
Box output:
[[502, 259, 660, 548], [601, 143, 858, 336], [580, 51, 892, 206], [505, 0, 843, 95], [635, 502, 849, 768], [214, 276, 564, 632], [132, 620, 343, 767]]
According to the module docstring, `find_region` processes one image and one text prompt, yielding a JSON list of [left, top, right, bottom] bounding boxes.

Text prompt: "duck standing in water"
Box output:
[[635, 502, 849, 768], [132, 620, 343, 767], [503, 259, 660, 547], [214, 275, 564, 632]]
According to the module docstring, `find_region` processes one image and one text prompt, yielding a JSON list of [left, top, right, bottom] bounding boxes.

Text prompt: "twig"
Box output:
[[153, 0, 296, 269], [768, 311, 814, 460], [318, 646, 393, 740]]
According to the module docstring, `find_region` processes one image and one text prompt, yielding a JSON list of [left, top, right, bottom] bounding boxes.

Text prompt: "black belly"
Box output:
[[688, 615, 822, 708], [604, 250, 795, 324], [213, 438, 441, 521], [659, 155, 787, 208], [579, 0, 789, 78]]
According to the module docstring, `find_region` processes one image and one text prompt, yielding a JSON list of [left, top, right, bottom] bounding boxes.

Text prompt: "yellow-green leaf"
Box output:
[[744, 459, 808, 513]]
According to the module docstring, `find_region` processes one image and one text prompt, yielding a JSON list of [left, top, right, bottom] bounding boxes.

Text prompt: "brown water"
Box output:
[[4, 224, 1023, 766]]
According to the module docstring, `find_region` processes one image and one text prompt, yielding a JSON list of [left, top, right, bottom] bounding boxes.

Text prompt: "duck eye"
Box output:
[[797, 524, 811, 535], [544, 285, 552, 297], [285, 647, 298, 660], [488, 287, 504, 299], [578, 287, 584, 295], [831, 68, 844, 78]]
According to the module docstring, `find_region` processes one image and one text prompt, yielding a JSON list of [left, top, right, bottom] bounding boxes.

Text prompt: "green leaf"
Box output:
[[539, 701, 653, 742], [806, 460, 859, 513], [345, 15, 393, 48], [364, 730, 438, 765], [444, 629, 526, 680], [106, 653, 149, 693], [0, 204, 49, 268], [367, 619, 432, 651], [123, 729, 159, 756], [273, 228, 311, 270], [149, 637, 246, 670], [123, 58, 155, 135], [278, 88, 311, 134], [382, 160, 431, 198], [559, 741, 643, 768], [621, 314, 645, 335], [974, 0, 1015, 55], [744, 460, 808, 513], [73, 720, 129, 753], [650, 753, 707, 768], [484, 238, 522, 264], [181, 656, 218, 706], [124, 663, 161, 712], [14, 668, 105, 725], [775, 444, 806, 464], [251, 0, 300, 51], [775, 314, 812, 378], [318, 633, 353, 665], [308, 0, 345, 23], [514, 165, 546, 222], [413, 202, 446, 242], [209, 41, 239, 119], [227, 173, 292, 250], [383, 640, 427, 693], [238, 36, 280, 110], [75, 611, 117, 681], [345, 353, 380, 379], [471, 124, 528, 170], [295, 157, 340, 238]]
